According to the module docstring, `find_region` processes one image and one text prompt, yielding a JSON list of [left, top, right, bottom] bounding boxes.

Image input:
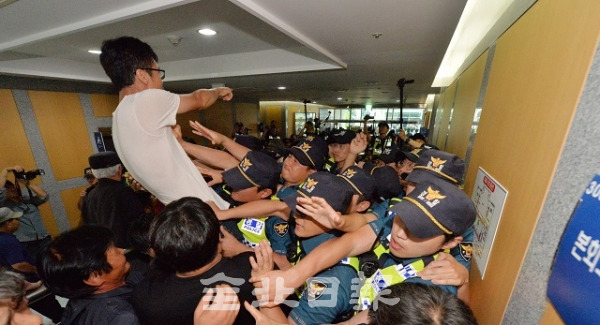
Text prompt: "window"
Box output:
[[294, 112, 316, 135]]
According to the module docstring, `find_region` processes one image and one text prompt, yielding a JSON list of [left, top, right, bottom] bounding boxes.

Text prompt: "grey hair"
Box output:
[[91, 164, 121, 179], [0, 269, 25, 300]]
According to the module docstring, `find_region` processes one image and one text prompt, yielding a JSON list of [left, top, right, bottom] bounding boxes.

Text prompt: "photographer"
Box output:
[[0, 166, 50, 261]]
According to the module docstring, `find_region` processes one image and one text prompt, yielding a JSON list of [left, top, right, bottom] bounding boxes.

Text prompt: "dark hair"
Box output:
[[411, 133, 427, 142], [3, 180, 22, 202], [368, 282, 478, 325], [36, 225, 114, 299], [99, 36, 159, 91], [149, 197, 220, 273], [128, 214, 154, 254], [378, 121, 389, 129]]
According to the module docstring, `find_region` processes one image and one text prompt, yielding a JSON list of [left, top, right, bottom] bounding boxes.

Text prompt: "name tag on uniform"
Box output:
[[241, 218, 265, 235]]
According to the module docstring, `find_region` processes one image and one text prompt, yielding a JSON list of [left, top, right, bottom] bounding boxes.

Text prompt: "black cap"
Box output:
[[287, 136, 328, 170], [337, 166, 375, 201], [283, 172, 353, 215], [390, 180, 475, 238], [406, 150, 465, 185], [222, 151, 281, 191], [361, 161, 378, 175], [401, 148, 423, 163], [370, 166, 402, 200], [378, 143, 402, 164], [88, 151, 121, 169], [234, 135, 263, 151], [327, 129, 356, 145]]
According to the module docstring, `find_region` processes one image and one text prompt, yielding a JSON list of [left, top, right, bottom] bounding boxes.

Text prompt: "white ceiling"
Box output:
[[0, 0, 469, 108]]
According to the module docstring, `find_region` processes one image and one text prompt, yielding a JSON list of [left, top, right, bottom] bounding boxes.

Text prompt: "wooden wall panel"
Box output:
[[445, 51, 487, 158], [0, 89, 37, 170], [28, 91, 92, 181], [176, 110, 203, 144], [36, 202, 59, 237], [464, 0, 600, 324], [60, 186, 87, 228], [90, 94, 118, 117], [203, 101, 234, 143], [540, 303, 564, 325], [234, 103, 259, 137], [432, 81, 456, 149], [263, 105, 285, 136], [0, 89, 59, 234]]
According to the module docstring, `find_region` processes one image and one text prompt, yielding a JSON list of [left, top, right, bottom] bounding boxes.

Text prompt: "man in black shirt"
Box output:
[[132, 197, 281, 325], [81, 151, 145, 248]]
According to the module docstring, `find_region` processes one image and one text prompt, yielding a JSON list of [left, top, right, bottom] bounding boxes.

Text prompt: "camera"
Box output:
[[13, 169, 45, 180]]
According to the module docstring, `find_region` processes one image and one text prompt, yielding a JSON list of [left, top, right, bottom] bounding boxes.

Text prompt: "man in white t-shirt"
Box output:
[[100, 36, 231, 208]]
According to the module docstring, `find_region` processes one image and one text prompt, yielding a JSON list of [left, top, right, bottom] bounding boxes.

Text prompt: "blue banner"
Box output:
[[94, 132, 106, 152], [547, 174, 600, 324]]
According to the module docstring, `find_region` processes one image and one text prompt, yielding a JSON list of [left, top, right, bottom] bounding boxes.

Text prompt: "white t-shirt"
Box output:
[[112, 89, 229, 209]]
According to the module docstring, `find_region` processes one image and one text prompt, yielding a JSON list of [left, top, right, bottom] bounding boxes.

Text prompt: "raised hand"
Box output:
[[350, 132, 368, 155], [296, 196, 343, 230], [250, 240, 275, 279], [189, 120, 227, 146], [418, 252, 468, 286]]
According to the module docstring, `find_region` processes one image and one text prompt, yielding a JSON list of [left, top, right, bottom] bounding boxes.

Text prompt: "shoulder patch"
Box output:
[[459, 242, 473, 261], [307, 279, 327, 301], [273, 222, 289, 237]]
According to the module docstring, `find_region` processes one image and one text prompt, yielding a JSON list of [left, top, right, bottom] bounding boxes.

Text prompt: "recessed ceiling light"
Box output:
[[198, 28, 217, 36], [88, 49, 101, 55], [337, 97, 343, 100], [277, 86, 286, 90]]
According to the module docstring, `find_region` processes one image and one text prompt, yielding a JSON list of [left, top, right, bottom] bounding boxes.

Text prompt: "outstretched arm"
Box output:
[[398, 129, 421, 148], [172, 124, 239, 170], [178, 87, 233, 114], [251, 224, 377, 306], [212, 199, 289, 221], [182, 142, 240, 170], [190, 121, 251, 161]]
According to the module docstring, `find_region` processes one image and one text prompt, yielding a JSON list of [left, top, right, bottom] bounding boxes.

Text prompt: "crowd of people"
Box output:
[[0, 35, 479, 325]]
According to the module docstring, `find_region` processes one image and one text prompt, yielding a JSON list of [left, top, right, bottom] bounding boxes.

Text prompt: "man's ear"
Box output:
[[356, 200, 371, 213], [259, 188, 273, 199], [83, 272, 104, 287], [134, 69, 151, 85], [441, 236, 463, 250]]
